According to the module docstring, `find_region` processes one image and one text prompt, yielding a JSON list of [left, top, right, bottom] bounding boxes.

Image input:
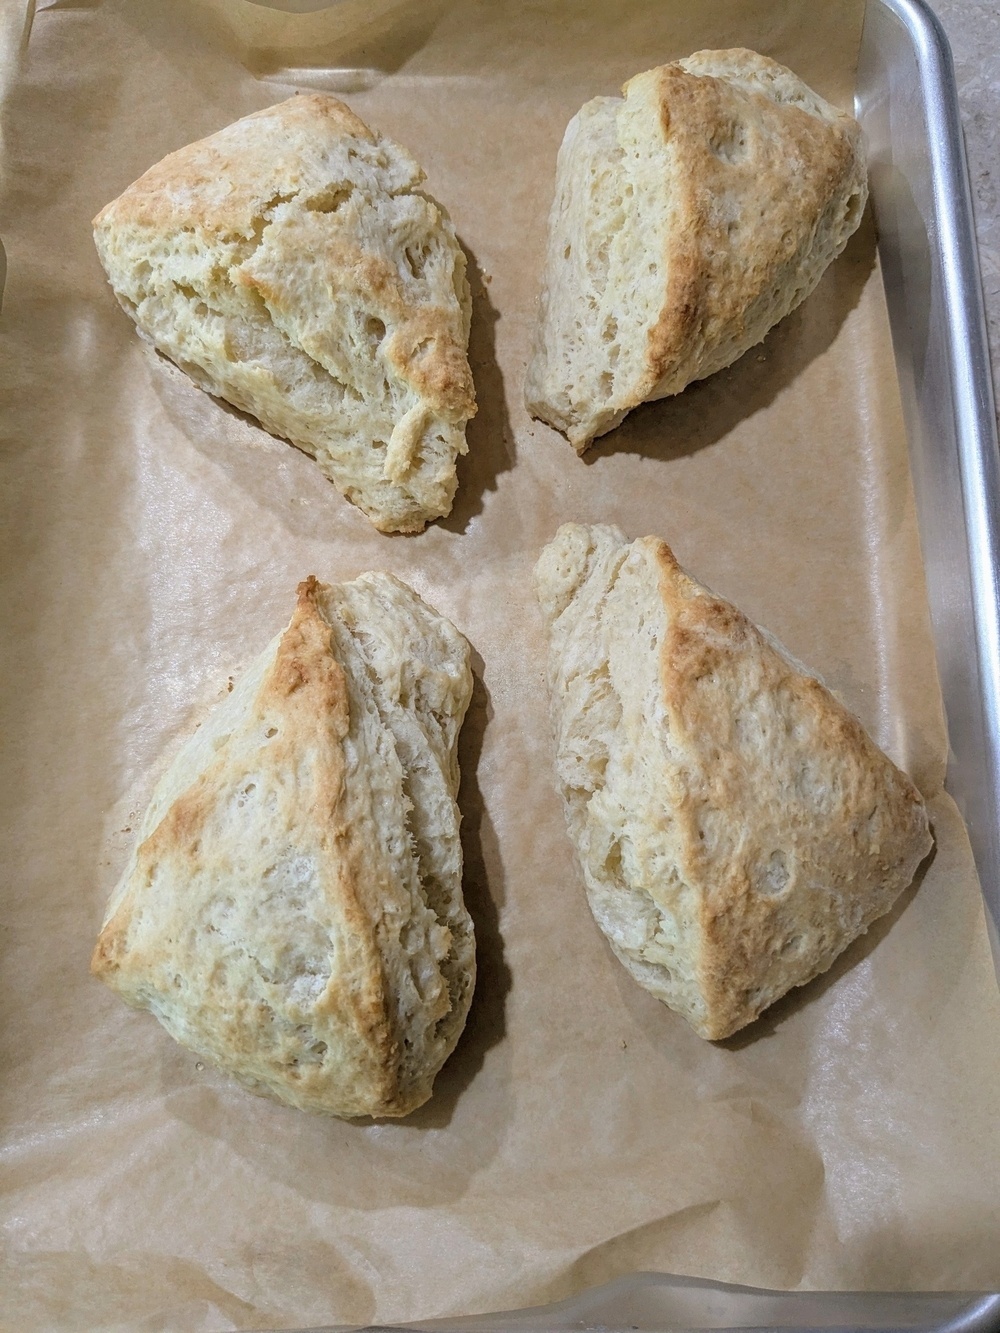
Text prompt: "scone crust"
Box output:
[[93, 575, 475, 1117], [526, 50, 868, 451], [535, 524, 931, 1040], [93, 95, 476, 533]]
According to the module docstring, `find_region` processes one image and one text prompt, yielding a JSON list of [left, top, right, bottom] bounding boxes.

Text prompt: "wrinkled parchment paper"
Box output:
[[2, 0, 1000, 1327]]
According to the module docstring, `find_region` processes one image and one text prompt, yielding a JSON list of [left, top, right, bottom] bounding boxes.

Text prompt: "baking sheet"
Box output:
[[2, 0, 1000, 1328]]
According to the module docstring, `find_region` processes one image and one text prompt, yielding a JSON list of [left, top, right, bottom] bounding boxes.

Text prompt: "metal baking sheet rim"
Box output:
[[266, 0, 1000, 1329]]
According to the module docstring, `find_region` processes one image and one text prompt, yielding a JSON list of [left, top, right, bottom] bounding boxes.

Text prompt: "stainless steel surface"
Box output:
[[930, 0, 1000, 433], [281, 1280, 1000, 1332], [858, 0, 1000, 972]]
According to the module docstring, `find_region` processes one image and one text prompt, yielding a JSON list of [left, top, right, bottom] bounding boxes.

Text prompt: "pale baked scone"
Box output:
[[525, 50, 868, 451], [93, 95, 476, 533], [534, 524, 931, 1040], [92, 574, 475, 1117]]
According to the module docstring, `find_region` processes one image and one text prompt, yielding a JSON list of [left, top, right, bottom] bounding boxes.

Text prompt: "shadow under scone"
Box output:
[[440, 252, 516, 535]]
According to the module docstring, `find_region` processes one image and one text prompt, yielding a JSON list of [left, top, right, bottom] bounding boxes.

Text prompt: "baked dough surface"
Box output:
[[93, 95, 476, 533], [535, 524, 931, 1039], [92, 574, 475, 1117], [525, 50, 868, 451]]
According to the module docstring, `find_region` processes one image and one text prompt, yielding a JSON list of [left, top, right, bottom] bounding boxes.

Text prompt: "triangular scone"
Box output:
[[525, 50, 868, 451], [534, 525, 931, 1040], [93, 95, 476, 533], [92, 575, 475, 1117]]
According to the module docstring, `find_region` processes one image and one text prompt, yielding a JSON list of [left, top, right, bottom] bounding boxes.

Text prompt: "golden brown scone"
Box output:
[[534, 524, 931, 1040], [525, 50, 868, 451], [92, 574, 475, 1117], [93, 95, 476, 533]]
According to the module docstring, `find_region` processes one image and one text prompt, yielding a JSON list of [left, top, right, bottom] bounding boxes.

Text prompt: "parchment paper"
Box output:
[[2, 0, 1000, 1328]]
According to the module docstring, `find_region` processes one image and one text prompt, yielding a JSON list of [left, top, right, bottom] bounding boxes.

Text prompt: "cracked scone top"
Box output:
[[93, 94, 476, 533]]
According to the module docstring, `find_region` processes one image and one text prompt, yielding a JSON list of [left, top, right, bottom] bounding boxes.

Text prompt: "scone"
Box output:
[[93, 95, 476, 533], [525, 50, 868, 451], [534, 524, 931, 1040], [92, 574, 475, 1117]]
